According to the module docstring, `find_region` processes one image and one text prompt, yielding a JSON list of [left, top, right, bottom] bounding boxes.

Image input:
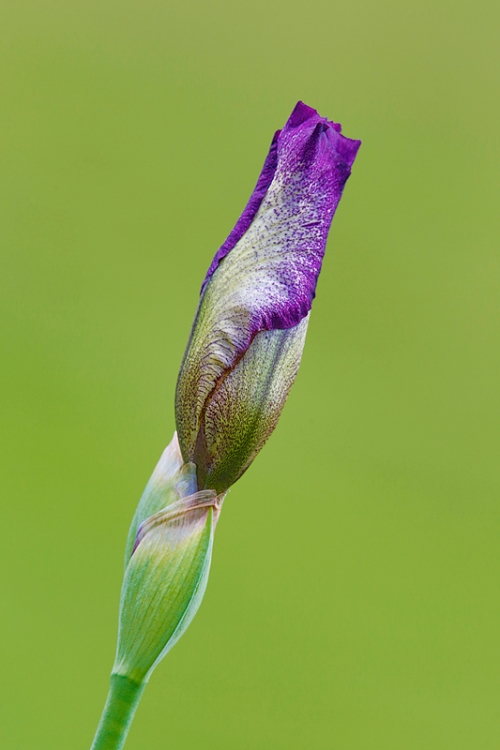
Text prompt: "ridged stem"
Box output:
[[90, 674, 146, 750]]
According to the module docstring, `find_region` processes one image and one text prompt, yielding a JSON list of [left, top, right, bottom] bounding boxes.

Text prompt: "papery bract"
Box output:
[[124, 432, 197, 564]]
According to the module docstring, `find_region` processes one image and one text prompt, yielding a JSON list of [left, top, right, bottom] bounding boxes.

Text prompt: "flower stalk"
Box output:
[[91, 675, 145, 750]]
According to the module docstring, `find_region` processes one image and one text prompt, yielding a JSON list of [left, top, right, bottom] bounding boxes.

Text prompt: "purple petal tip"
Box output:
[[201, 101, 360, 297], [289, 100, 361, 170], [287, 100, 319, 128]]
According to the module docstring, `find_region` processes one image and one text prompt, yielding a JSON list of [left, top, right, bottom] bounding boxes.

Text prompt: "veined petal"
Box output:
[[194, 315, 309, 491], [176, 102, 360, 487]]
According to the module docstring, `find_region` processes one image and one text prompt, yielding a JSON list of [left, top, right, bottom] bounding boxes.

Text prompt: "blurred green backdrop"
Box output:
[[1, 0, 499, 747]]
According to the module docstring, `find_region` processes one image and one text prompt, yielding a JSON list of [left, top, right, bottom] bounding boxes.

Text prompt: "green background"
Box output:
[[1, 0, 499, 747]]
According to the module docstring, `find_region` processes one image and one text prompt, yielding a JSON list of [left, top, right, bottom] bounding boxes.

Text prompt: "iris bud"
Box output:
[[176, 101, 360, 492]]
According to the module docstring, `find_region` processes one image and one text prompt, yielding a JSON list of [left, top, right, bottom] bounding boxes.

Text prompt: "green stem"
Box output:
[[91, 674, 146, 750]]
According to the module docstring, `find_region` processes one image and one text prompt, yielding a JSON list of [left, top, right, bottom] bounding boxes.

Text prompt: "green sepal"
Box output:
[[114, 490, 220, 683]]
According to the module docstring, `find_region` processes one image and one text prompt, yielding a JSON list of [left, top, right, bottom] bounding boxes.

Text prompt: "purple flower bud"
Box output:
[[175, 102, 360, 492]]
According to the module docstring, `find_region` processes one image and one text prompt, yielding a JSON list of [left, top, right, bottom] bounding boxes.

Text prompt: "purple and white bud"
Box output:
[[176, 102, 360, 492]]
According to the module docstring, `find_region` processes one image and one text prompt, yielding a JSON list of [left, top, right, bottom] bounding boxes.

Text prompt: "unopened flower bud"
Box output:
[[176, 102, 360, 492]]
